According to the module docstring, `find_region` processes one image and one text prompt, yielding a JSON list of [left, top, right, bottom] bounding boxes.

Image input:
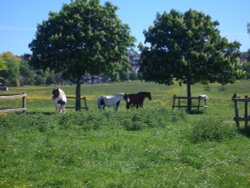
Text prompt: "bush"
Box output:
[[118, 108, 185, 131], [189, 119, 238, 143]]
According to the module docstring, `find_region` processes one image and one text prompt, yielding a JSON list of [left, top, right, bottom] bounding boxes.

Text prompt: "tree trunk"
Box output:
[[187, 80, 192, 113], [75, 79, 82, 111]]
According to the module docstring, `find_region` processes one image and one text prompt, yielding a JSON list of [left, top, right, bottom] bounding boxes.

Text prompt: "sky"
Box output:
[[0, 0, 250, 55]]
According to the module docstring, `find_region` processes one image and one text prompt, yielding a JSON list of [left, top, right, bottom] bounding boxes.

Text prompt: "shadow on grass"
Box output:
[[188, 109, 206, 115], [16, 112, 55, 116], [238, 127, 250, 137]]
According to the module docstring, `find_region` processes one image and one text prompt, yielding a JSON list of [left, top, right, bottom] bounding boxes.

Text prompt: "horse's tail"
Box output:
[[97, 96, 103, 110]]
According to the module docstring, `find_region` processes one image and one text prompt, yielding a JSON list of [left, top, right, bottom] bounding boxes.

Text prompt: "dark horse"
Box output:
[[126, 92, 152, 109]]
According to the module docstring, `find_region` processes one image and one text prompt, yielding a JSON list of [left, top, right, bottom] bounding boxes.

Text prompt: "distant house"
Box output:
[[240, 52, 249, 61], [82, 52, 141, 83], [81, 74, 112, 84], [128, 52, 140, 74]]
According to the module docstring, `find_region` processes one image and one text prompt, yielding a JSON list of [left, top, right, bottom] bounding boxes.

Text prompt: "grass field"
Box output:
[[0, 80, 250, 187]]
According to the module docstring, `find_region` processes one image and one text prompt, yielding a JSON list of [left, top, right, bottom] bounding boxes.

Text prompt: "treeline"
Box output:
[[0, 52, 64, 86], [0, 51, 142, 86], [242, 51, 250, 79], [1, 51, 250, 87]]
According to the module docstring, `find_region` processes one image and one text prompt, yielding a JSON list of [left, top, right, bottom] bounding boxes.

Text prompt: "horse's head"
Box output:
[[147, 92, 152, 100], [52, 88, 60, 99], [123, 93, 130, 103]]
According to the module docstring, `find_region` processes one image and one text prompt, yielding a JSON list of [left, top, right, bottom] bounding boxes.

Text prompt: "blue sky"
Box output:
[[0, 0, 249, 55]]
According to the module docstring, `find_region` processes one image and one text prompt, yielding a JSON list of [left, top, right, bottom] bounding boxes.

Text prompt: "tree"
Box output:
[[242, 61, 250, 79], [129, 71, 138, 80], [118, 70, 129, 81], [46, 73, 56, 85], [0, 57, 6, 71], [247, 49, 250, 62], [29, 0, 134, 110], [0, 56, 7, 82], [34, 76, 46, 85], [247, 23, 250, 62], [0, 52, 20, 86], [19, 60, 36, 85], [140, 9, 242, 113]]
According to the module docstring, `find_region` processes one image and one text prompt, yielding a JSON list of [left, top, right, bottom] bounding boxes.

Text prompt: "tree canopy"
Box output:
[[247, 23, 250, 62], [0, 52, 20, 86], [29, 0, 134, 110], [140, 9, 242, 112]]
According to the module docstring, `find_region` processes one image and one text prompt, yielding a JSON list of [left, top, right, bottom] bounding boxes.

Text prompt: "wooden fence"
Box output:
[[232, 93, 250, 127], [172, 95, 207, 112], [0, 86, 9, 91], [66, 96, 88, 111], [0, 93, 27, 112]]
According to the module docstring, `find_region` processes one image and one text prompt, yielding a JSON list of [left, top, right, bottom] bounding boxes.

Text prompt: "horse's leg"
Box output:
[[56, 104, 60, 112], [140, 99, 144, 108], [62, 104, 66, 112], [99, 98, 105, 111], [59, 105, 62, 113], [115, 101, 120, 111], [126, 102, 130, 109]]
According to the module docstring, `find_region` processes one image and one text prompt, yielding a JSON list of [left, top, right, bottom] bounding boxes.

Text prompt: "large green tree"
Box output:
[[0, 52, 20, 86], [247, 23, 250, 62], [29, 0, 134, 110], [140, 9, 242, 113], [0, 56, 7, 82], [19, 60, 36, 85]]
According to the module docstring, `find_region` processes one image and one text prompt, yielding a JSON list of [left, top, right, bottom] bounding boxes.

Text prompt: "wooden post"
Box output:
[[178, 97, 181, 110], [22, 92, 26, 112], [197, 96, 201, 112], [172, 95, 176, 109], [232, 93, 239, 127], [83, 97, 88, 111], [244, 96, 248, 127]]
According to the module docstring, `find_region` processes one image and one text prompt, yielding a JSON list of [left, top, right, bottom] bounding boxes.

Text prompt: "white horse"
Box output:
[[52, 88, 67, 113], [97, 93, 128, 111], [198, 94, 208, 107]]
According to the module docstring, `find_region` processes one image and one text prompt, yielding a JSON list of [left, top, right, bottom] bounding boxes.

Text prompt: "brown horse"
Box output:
[[126, 92, 152, 109]]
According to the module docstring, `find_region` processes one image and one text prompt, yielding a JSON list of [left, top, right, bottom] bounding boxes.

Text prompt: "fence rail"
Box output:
[[66, 96, 88, 111], [0, 93, 27, 112], [232, 93, 250, 127]]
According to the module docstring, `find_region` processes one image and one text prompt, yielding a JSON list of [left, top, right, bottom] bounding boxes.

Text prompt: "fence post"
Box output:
[[22, 92, 26, 112], [232, 93, 239, 127], [244, 96, 248, 127], [197, 96, 201, 112], [178, 97, 181, 110], [172, 95, 176, 109], [83, 97, 88, 111]]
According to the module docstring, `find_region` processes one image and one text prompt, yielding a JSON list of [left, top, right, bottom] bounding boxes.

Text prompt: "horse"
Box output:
[[97, 93, 129, 111], [126, 91, 152, 109], [198, 94, 208, 107], [52, 88, 67, 113]]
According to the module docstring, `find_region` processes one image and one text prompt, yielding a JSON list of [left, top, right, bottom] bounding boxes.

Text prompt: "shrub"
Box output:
[[189, 119, 238, 143], [119, 108, 185, 131], [0, 107, 186, 133]]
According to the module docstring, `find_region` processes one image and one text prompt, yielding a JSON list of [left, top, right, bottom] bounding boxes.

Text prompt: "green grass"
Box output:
[[0, 80, 250, 187]]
